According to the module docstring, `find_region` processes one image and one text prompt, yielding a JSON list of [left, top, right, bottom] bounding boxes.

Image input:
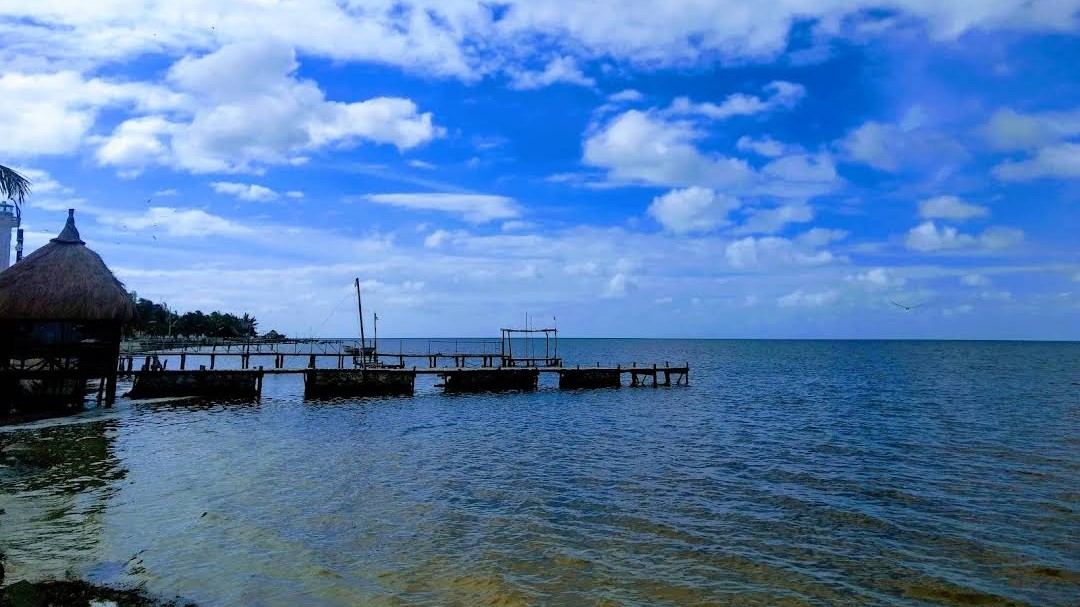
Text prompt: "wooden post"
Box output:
[[210, 353, 216, 369], [309, 354, 316, 369], [180, 353, 187, 370], [105, 370, 117, 405]]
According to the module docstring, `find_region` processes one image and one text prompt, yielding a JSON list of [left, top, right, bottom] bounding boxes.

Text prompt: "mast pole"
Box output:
[[356, 278, 367, 369]]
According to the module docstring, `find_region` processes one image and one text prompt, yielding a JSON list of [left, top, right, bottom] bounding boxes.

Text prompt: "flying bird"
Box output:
[[891, 300, 923, 311]]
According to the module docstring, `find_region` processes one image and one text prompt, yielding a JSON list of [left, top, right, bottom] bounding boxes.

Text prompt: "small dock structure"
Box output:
[[129, 369, 264, 399]]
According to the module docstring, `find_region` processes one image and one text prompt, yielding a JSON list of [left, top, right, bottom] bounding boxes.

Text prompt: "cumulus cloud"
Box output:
[[2, 1, 1074, 83], [647, 187, 739, 233], [583, 109, 755, 188], [961, 273, 991, 286], [736, 135, 789, 157], [735, 202, 814, 234], [796, 228, 848, 247], [724, 235, 836, 269], [665, 81, 805, 120], [992, 143, 1080, 181], [777, 289, 840, 307], [211, 181, 280, 202], [602, 273, 637, 298], [982, 107, 1080, 151], [97, 206, 254, 238], [0, 71, 180, 157], [918, 196, 989, 221], [362, 193, 520, 223], [840, 109, 967, 173], [905, 221, 1024, 252], [94, 42, 443, 174], [509, 56, 594, 89], [608, 89, 644, 102], [848, 267, 906, 288], [583, 107, 839, 199]]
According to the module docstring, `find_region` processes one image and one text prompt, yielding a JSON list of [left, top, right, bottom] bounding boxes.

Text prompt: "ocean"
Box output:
[[1, 339, 1078, 606]]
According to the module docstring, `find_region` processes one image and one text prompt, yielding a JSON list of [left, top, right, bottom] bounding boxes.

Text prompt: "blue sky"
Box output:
[[1, 1, 1078, 338]]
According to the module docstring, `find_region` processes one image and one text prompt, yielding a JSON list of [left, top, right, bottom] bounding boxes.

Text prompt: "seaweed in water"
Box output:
[[0, 579, 196, 607]]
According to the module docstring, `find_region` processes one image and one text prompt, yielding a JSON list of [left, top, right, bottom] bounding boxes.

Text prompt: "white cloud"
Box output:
[[980, 226, 1025, 249], [905, 221, 1024, 252], [362, 193, 520, 223], [736, 135, 788, 157], [982, 107, 1080, 151], [211, 181, 280, 202], [501, 220, 536, 232], [840, 110, 966, 173], [842, 121, 899, 171], [736, 202, 814, 235], [992, 142, 1080, 181], [725, 236, 837, 269], [961, 273, 991, 286], [285, 191, 304, 199], [424, 229, 452, 248], [509, 56, 594, 89], [0, 71, 179, 157], [647, 187, 740, 233], [583, 109, 755, 188], [94, 42, 443, 173], [757, 153, 839, 197], [905, 221, 975, 251], [97, 206, 254, 238], [6, 167, 70, 196], [602, 273, 636, 298], [608, 89, 644, 102], [152, 189, 179, 197], [777, 289, 839, 307], [2, 1, 1074, 86], [918, 196, 989, 221], [796, 228, 848, 247], [666, 81, 805, 120], [407, 159, 437, 169], [848, 267, 906, 288], [943, 304, 975, 317]]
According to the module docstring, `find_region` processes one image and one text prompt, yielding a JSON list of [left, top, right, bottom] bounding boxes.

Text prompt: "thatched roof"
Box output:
[[0, 209, 136, 322]]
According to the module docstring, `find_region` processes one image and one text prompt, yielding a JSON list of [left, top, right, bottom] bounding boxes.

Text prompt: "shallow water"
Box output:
[[2, 340, 1078, 606]]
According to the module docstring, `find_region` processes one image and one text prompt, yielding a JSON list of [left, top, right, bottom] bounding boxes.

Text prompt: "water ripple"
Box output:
[[2, 340, 1078, 606]]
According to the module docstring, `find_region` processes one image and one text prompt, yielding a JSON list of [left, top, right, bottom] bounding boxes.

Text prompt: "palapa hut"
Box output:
[[0, 209, 136, 414]]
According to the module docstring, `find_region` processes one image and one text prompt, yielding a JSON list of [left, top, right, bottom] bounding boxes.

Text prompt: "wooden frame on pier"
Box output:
[[500, 327, 560, 367]]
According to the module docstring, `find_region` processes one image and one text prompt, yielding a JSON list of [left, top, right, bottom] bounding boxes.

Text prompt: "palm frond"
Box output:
[[0, 164, 32, 204]]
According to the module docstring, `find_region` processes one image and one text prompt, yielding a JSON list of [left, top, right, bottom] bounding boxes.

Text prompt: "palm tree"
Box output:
[[1, 164, 32, 206]]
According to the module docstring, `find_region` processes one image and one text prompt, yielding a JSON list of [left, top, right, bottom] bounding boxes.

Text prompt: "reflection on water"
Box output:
[[2, 340, 1079, 606], [0, 419, 123, 580]]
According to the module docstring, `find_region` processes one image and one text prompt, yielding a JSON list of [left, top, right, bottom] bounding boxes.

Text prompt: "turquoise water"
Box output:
[[1, 340, 1078, 606]]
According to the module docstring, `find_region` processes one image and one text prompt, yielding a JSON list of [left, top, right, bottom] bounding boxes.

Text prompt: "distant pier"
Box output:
[[119, 337, 688, 399]]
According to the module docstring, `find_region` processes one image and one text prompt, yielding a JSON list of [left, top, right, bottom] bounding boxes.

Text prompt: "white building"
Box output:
[[0, 202, 18, 271]]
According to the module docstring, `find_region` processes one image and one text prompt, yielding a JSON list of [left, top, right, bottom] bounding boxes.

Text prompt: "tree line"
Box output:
[[128, 293, 284, 339]]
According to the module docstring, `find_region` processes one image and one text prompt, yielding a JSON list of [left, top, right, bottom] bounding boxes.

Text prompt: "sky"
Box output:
[[1, 1, 1078, 339]]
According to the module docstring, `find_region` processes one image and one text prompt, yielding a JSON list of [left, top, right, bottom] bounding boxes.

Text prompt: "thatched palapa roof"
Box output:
[[0, 209, 136, 322]]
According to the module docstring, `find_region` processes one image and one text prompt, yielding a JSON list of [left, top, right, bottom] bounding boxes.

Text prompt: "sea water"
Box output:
[[1, 340, 1078, 606]]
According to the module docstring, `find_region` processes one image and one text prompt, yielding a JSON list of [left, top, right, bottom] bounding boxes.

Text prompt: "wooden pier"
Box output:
[[116, 336, 687, 399], [121, 364, 688, 398]]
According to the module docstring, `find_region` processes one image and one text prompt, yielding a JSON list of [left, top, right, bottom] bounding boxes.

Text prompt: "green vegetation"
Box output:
[[0, 164, 32, 205], [128, 294, 280, 339]]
